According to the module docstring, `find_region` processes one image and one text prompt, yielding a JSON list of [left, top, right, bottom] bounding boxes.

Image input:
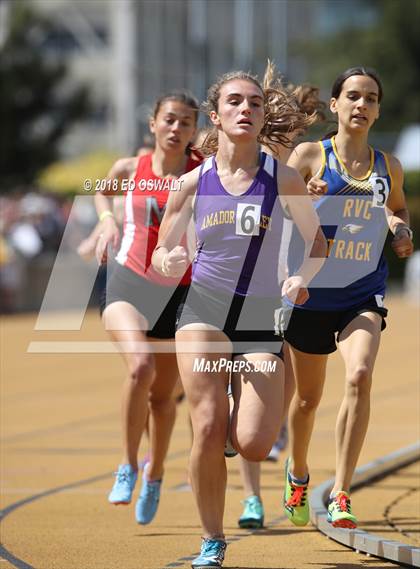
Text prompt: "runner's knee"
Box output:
[[193, 416, 227, 451], [127, 354, 155, 385], [149, 394, 176, 414], [235, 428, 275, 461], [346, 365, 372, 395], [239, 440, 272, 462], [295, 393, 322, 414]]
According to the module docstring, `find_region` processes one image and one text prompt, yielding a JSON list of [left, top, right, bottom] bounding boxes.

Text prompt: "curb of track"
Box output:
[[310, 441, 420, 568]]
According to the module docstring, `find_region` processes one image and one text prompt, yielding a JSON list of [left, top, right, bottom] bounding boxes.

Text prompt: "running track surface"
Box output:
[[1, 296, 419, 569]]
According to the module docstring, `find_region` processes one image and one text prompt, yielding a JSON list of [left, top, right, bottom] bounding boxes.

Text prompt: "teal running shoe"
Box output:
[[238, 495, 264, 529], [191, 538, 227, 568], [135, 462, 162, 525], [224, 433, 238, 458], [108, 464, 138, 505]]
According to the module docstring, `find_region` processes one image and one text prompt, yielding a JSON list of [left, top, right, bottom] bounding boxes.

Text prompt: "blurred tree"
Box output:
[[294, 0, 420, 132], [0, 1, 90, 192]]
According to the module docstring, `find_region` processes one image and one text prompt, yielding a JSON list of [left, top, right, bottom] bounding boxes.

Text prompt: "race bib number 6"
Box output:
[[235, 203, 261, 236], [371, 177, 390, 208]]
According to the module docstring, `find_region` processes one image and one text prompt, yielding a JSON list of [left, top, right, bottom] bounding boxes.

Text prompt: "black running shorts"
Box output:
[[283, 297, 387, 355], [177, 282, 284, 358], [100, 263, 188, 339]]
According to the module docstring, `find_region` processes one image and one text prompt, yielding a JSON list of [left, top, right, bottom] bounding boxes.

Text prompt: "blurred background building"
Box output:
[[0, 0, 419, 312], [25, 0, 378, 156]]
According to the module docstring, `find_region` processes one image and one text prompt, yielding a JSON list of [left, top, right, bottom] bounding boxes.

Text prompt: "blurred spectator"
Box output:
[[0, 190, 97, 312], [19, 193, 64, 253], [404, 250, 420, 304], [0, 234, 22, 313]]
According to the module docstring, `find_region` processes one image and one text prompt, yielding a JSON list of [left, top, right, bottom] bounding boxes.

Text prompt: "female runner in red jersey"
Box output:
[[94, 91, 200, 525]]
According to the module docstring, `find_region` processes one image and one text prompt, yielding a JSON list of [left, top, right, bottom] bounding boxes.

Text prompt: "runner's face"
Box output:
[[150, 101, 197, 153], [211, 79, 265, 140], [330, 75, 380, 132]]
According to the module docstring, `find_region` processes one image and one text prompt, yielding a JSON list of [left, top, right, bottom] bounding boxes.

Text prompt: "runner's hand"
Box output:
[[95, 220, 120, 265], [306, 177, 327, 201], [391, 230, 414, 259], [282, 276, 309, 305], [162, 246, 188, 277]]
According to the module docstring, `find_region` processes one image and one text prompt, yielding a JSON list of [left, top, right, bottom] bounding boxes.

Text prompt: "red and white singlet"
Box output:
[[115, 152, 201, 285]]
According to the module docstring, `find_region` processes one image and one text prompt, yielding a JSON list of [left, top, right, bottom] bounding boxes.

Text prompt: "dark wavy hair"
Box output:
[[331, 67, 383, 102], [153, 91, 199, 123]]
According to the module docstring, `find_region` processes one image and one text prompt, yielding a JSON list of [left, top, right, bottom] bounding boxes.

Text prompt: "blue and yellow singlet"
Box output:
[[288, 137, 393, 310]]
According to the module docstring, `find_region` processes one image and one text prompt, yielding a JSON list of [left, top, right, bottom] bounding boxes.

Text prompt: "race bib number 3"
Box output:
[[236, 203, 261, 236], [371, 177, 390, 208]]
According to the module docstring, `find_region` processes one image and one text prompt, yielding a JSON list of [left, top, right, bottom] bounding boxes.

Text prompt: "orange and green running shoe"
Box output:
[[327, 491, 357, 529], [283, 457, 310, 526]]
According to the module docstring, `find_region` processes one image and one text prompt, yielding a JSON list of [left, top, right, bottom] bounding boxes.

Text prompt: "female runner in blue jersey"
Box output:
[[283, 67, 414, 529]]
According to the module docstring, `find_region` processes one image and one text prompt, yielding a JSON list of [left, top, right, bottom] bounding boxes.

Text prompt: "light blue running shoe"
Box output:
[[191, 538, 227, 569], [238, 495, 264, 529], [108, 464, 138, 505], [135, 462, 162, 525]]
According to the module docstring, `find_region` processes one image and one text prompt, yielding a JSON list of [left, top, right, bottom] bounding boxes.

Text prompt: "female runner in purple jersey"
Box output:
[[152, 71, 326, 568], [237, 61, 328, 530], [283, 67, 414, 530]]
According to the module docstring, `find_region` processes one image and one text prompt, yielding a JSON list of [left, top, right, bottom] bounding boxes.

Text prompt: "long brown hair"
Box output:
[[199, 68, 319, 156], [263, 60, 326, 132]]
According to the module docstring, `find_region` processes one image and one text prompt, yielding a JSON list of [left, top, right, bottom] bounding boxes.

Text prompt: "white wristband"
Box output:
[[395, 226, 413, 240]]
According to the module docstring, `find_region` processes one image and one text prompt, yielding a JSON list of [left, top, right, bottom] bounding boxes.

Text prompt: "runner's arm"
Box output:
[[94, 157, 136, 264], [279, 165, 327, 300], [152, 167, 200, 277], [385, 155, 414, 258]]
